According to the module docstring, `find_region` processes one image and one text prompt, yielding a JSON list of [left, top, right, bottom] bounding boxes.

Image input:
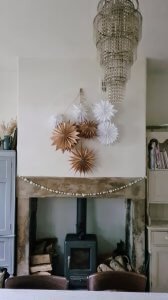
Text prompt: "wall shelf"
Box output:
[[147, 129, 168, 292]]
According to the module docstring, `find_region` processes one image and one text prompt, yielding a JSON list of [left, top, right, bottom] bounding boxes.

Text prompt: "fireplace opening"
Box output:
[[64, 198, 97, 288], [28, 197, 128, 278], [29, 198, 59, 275], [17, 177, 145, 277]]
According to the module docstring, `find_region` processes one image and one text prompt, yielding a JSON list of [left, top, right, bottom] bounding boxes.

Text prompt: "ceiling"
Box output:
[[0, 0, 168, 68]]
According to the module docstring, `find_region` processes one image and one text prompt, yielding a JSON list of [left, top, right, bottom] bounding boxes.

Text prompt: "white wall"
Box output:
[[17, 57, 146, 177], [147, 65, 168, 125], [0, 58, 17, 122], [36, 197, 126, 274]]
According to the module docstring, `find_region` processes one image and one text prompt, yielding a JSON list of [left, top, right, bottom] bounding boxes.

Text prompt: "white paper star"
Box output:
[[93, 100, 117, 123], [48, 114, 64, 129], [71, 103, 88, 123], [97, 122, 119, 145]]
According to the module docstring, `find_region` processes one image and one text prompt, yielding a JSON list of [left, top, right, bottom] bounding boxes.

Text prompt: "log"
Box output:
[[32, 271, 51, 276], [30, 263, 52, 274], [30, 254, 50, 266]]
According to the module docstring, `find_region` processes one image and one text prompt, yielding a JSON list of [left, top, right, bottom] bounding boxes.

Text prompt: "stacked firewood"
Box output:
[[30, 238, 58, 275]]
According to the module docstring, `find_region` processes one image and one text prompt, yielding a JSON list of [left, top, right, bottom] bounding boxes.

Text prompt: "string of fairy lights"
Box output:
[[19, 176, 146, 197]]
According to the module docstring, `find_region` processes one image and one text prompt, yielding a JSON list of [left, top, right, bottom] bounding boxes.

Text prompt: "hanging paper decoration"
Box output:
[[69, 144, 95, 174], [48, 114, 64, 129], [93, 100, 117, 123], [71, 103, 88, 123], [49, 89, 120, 174], [97, 122, 118, 145], [70, 88, 90, 122], [51, 121, 79, 152], [77, 120, 97, 139]]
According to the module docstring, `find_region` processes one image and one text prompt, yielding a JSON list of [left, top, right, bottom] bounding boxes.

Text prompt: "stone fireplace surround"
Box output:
[[17, 176, 146, 276]]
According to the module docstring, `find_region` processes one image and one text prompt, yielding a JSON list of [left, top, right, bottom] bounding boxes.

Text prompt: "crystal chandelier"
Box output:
[[93, 0, 142, 103]]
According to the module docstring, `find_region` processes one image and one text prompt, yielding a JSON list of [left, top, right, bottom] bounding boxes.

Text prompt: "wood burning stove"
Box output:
[[64, 198, 97, 288]]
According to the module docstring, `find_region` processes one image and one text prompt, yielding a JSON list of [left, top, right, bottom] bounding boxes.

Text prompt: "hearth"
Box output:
[[64, 198, 97, 288]]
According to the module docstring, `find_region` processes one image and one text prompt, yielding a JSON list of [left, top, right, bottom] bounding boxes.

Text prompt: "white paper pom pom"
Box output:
[[97, 122, 119, 145], [71, 103, 88, 123], [93, 100, 117, 122], [48, 114, 63, 129]]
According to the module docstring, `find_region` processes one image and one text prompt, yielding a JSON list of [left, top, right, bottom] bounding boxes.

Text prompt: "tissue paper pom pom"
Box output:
[[51, 121, 79, 152], [97, 122, 119, 145], [93, 100, 117, 123], [71, 103, 88, 123], [48, 114, 63, 129]]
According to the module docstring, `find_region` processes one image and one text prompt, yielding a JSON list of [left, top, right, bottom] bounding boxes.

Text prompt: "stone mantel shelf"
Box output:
[[17, 176, 145, 199]]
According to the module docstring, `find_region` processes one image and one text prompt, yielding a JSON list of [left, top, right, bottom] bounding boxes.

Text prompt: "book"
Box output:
[[154, 144, 162, 169], [149, 140, 157, 169], [160, 152, 165, 169], [163, 149, 168, 168]]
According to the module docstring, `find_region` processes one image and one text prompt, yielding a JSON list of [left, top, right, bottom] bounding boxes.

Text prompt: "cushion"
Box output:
[[0, 270, 5, 288], [0, 268, 9, 288]]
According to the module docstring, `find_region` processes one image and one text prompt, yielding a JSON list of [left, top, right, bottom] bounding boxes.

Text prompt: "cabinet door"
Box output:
[[148, 170, 168, 203], [0, 157, 12, 235], [150, 246, 168, 292], [0, 237, 14, 274], [0, 238, 10, 267]]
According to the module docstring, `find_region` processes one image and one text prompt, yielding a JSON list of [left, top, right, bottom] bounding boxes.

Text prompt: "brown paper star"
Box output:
[[77, 120, 97, 139], [51, 121, 79, 153], [69, 145, 95, 174]]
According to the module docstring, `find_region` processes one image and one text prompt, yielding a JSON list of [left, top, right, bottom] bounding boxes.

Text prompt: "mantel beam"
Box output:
[[17, 176, 145, 199]]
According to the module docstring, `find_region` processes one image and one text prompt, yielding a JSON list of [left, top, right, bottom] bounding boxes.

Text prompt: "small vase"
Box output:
[[3, 135, 11, 150], [0, 139, 3, 150]]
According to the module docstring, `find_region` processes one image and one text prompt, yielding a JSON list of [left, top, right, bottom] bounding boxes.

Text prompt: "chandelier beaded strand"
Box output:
[[19, 176, 146, 197], [93, 0, 142, 103]]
